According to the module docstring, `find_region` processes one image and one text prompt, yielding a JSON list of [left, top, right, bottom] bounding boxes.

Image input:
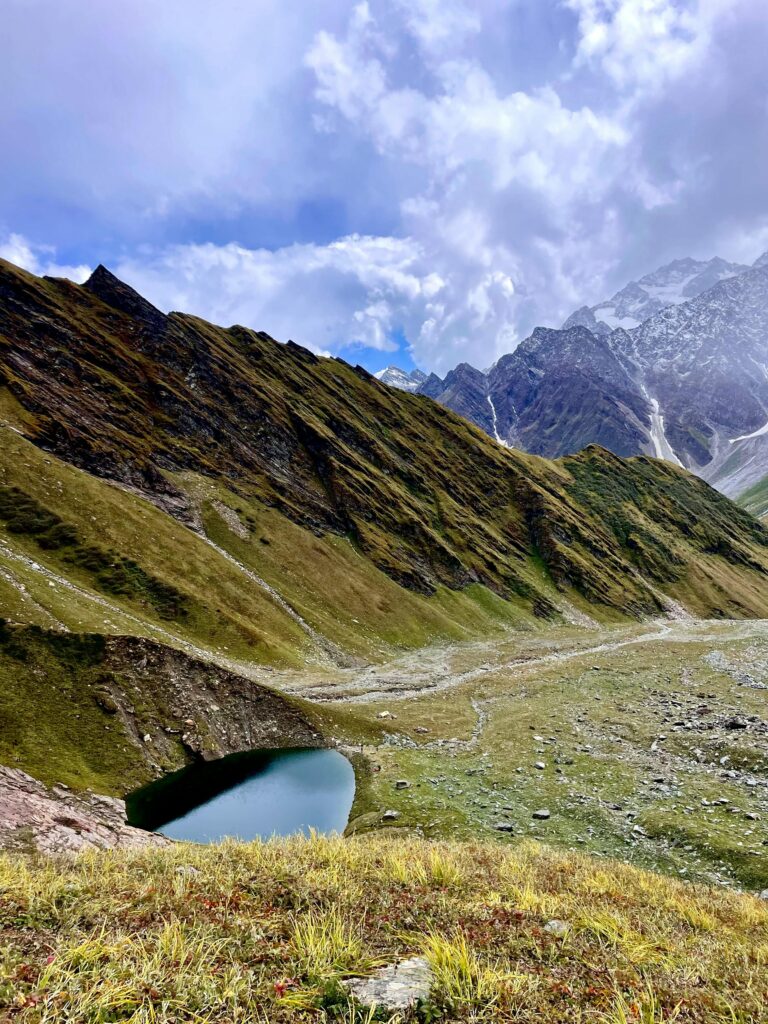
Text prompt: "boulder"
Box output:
[[343, 956, 433, 1011]]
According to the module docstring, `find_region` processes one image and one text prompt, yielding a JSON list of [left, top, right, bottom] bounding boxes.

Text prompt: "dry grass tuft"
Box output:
[[1, 834, 766, 1022]]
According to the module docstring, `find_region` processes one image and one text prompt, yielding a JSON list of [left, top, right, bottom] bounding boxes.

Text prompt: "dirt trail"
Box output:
[[283, 618, 768, 704]]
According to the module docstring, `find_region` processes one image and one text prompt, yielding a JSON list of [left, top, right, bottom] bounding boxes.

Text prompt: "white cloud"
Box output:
[[308, 16, 626, 205], [0, 233, 90, 283], [303, 1, 640, 368], [114, 235, 435, 356], [564, 0, 731, 91], [3, 0, 765, 376]]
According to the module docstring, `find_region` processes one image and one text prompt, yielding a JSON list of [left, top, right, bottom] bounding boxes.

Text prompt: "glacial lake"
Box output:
[[126, 748, 355, 843]]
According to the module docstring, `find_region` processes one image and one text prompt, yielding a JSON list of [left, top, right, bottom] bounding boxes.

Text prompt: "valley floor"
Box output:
[[274, 618, 768, 892]]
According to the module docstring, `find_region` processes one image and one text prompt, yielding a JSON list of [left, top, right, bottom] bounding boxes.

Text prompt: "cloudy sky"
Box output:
[[1, 0, 767, 374]]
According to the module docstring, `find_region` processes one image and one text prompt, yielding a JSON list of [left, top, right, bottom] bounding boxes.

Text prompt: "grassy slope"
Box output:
[[2, 836, 767, 1023], [0, 426, 532, 668], [738, 475, 768, 521], [3, 258, 768, 626]]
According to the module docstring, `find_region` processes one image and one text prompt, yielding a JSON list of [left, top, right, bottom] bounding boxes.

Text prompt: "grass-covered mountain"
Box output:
[[2, 255, 768, 804], [2, 259, 768, 1022], [3, 256, 768, 636]]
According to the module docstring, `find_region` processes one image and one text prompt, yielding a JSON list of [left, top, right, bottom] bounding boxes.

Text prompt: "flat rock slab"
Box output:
[[343, 956, 433, 1011], [0, 766, 169, 853]]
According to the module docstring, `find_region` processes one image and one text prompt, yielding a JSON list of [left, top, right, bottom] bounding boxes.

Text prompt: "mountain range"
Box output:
[[3, 252, 768, 967], [4, 254, 768, 803], [381, 252, 768, 499], [373, 365, 427, 392], [5, 256, 767, 637]]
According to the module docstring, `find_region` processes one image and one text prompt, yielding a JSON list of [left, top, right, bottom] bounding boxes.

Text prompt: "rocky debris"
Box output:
[[532, 808, 551, 820], [343, 956, 433, 1011], [210, 499, 250, 539], [96, 635, 324, 773], [0, 766, 168, 853], [494, 822, 515, 832]]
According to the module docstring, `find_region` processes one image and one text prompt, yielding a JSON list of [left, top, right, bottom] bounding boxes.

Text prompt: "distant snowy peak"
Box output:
[[374, 365, 427, 392], [564, 255, 749, 332], [754, 250, 768, 269]]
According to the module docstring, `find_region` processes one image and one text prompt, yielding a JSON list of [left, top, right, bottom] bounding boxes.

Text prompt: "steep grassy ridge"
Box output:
[[2, 259, 768, 625]]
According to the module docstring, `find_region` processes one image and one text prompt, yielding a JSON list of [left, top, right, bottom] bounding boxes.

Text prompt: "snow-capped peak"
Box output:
[[564, 255, 749, 332], [374, 365, 427, 392]]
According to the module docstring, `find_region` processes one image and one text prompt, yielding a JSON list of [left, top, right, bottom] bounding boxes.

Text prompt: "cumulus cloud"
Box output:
[[0, 234, 90, 283], [565, 0, 731, 91], [2, 0, 767, 373], [114, 235, 434, 355]]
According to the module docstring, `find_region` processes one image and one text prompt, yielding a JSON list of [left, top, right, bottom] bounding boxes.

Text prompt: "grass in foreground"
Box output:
[[1, 835, 767, 1022]]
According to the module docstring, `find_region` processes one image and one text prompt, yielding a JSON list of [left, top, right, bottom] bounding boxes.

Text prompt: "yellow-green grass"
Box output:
[[0, 427, 547, 670], [1, 835, 766, 1022]]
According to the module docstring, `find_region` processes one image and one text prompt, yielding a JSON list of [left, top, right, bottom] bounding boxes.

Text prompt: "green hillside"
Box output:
[[2, 257, 768, 631], [738, 474, 768, 521]]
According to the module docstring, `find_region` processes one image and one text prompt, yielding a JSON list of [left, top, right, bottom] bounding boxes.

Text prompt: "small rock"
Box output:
[[724, 717, 748, 730], [142, 734, 152, 743], [759, 889, 768, 901], [395, 780, 410, 789], [532, 808, 551, 820], [494, 822, 515, 832], [382, 809, 400, 821], [175, 865, 200, 876], [343, 956, 432, 1011], [534, 761, 546, 770], [544, 919, 569, 938]]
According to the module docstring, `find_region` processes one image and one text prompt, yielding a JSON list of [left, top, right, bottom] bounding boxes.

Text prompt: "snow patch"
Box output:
[[729, 419, 768, 443], [640, 386, 683, 466], [487, 394, 509, 448]]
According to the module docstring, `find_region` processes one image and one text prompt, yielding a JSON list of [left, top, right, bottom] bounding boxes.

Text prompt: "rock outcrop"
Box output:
[[0, 766, 169, 853]]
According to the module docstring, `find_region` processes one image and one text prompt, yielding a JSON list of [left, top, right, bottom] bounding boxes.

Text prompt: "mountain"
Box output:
[[373, 364, 427, 391], [421, 254, 768, 497], [4, 257, 768, 790], [563, 255, 750, 333]]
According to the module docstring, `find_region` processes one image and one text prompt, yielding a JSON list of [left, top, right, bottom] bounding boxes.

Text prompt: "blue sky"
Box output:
[[1, 0, 767, 375]]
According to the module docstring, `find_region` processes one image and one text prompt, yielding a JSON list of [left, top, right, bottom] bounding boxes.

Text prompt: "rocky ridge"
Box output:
[[414, 253, 768, 497]]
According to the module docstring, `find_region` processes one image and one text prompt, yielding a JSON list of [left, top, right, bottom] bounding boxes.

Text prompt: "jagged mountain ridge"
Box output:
[[3, 256, 768, 630], [563, 255, 751, 334], [373, 365, 426, 392], [416, 253, 768, 497]]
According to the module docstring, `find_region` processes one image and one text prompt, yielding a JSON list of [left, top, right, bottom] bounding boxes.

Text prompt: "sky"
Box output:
[[1, 0, 767, 376]]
